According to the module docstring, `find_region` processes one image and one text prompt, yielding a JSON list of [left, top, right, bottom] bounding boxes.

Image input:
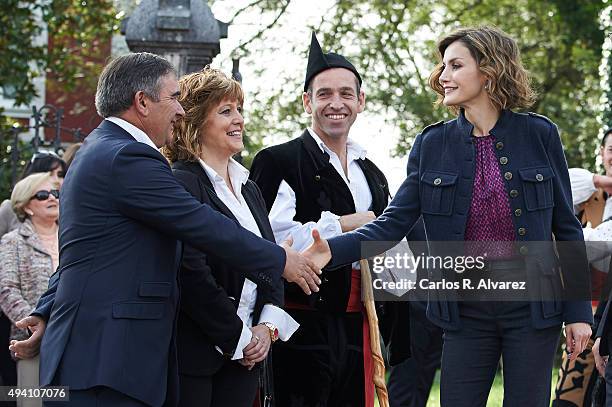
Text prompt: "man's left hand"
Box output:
[[9, 316, 46, 359]]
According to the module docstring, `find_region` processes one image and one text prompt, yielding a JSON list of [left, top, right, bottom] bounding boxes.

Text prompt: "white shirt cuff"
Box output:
[[215, 321, 252, 360], [289, 212, 343, 252], [318, 211, 343, 238], [258, 304, 300, 341]]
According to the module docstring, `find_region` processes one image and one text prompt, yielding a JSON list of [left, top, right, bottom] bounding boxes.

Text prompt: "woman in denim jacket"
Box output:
[[308, 26, 592, 407]]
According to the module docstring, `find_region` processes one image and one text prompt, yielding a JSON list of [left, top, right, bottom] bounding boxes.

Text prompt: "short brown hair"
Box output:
[[162, 67, 244, 162], [428, 26, 536, 114]]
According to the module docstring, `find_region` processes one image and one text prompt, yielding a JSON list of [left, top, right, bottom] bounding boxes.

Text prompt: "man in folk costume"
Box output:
[[250, 33, 409, 406]]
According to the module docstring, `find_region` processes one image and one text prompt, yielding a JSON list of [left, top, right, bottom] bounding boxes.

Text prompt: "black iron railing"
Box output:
[[3, 104, 87, 188]]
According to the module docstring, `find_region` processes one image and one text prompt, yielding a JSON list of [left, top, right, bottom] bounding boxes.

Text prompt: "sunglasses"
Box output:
[[31, 189, 60, 201]]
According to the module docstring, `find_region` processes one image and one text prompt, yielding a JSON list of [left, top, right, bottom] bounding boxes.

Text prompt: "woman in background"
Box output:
[[0, 152, 65, 237], [0, 172, 60, 407]]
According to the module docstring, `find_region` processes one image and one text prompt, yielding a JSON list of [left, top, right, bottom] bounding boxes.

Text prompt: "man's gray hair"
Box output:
[[95, 52, 176, 118]]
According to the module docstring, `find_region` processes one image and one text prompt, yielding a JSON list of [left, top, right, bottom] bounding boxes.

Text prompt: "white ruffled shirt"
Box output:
[[269, 129, 372, 259]]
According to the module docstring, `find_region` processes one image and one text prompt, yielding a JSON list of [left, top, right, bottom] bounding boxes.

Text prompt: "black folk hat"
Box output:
[[304, 32, 362, 92]]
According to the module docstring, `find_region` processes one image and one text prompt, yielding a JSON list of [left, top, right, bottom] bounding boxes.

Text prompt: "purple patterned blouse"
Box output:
[[465, 135, 515, 257]]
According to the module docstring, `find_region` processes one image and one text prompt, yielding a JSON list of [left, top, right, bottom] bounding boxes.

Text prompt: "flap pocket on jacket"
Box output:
[[518, 166, 555, 211], [420, 171, 458, 216], [421, 171, 458, 186], [139, 282, 171, 298], [518, 167, 554, 183], [112, 302, 164, 319]]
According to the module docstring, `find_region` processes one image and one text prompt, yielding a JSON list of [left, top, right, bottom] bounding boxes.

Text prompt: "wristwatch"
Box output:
[[261, 322, 279, 343]]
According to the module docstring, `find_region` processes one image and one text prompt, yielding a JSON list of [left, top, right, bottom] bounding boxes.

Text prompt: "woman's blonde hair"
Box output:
[[162, 67, 244, 162], [11, 172, 59, 221], [428, 26, 536, 114]]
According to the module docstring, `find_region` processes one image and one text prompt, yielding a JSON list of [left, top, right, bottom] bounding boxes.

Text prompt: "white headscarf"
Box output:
[[569, 168, 597, 209]]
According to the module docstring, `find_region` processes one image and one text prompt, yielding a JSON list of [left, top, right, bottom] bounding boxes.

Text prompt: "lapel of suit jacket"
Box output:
[[181, 160, 238, 222], [178, 160, 273, 241]]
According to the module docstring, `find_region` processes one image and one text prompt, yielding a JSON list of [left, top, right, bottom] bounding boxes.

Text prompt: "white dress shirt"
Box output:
[[269, 128, 373, 254], [199, 158, 299, 360], [106, 117, 159, 151]]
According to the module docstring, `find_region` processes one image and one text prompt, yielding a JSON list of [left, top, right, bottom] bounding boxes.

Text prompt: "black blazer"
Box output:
[[172, 159, 283, 376]]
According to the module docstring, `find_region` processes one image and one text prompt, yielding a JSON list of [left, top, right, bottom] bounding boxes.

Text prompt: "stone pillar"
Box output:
[[122, 0, 228, 75]]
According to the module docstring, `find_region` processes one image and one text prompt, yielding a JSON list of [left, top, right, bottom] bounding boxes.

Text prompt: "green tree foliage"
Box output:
[[0, 0, 118, 200], [0, 0, 118, 105], [0, 118, 32, 201], [602, 5, 612, 132], [240, 0, 608, 170]]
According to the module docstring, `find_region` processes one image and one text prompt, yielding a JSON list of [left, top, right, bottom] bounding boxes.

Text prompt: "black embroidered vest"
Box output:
[[250, 130, 390, 312]]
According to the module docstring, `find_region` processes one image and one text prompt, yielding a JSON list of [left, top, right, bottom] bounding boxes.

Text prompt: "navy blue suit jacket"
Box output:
[[328, 110, 592, 331], [33, 120, 285, 406]]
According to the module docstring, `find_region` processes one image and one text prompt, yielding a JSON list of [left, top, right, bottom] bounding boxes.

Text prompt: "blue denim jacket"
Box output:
[[329, 109, 592, 330]]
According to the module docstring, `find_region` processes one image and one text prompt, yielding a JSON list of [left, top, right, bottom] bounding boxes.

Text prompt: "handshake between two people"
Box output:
[[280, 210, 375, 296], [280, 229, 332, 296], [9, 211, 374, 362], [239, 210, 375, 368]]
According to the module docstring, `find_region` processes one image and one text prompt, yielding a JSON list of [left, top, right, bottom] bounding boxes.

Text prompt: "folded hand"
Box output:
[[241, 325, 271, 368], [9, 316, 46, 359]]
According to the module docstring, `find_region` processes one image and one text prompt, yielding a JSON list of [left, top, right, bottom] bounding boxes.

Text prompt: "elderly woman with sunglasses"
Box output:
[[0, 172, 60, 407], [0, 152, 65, 238], [0, 153, 65, 399]]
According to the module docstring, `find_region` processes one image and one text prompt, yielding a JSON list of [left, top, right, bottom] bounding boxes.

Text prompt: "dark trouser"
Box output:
[[605, 361, 612, 407], [43, 386, 148, 407], [441, 301, 560, 407], [273, 310, 364, 407], [604, 333, 612, 406], [0, 312, 17, 407], [178, 360, 258, 407], [388, 302, 443, 407]]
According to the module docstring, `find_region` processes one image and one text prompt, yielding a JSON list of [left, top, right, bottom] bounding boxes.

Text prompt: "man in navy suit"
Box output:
[[9, 52, 321, 407]]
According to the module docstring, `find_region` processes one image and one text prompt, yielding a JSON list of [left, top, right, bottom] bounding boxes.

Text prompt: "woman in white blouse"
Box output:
[[162, 67, 298, 407]]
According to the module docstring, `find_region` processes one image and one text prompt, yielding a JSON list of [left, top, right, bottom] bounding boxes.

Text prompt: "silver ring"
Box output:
[[254, 335, 260, 343]]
